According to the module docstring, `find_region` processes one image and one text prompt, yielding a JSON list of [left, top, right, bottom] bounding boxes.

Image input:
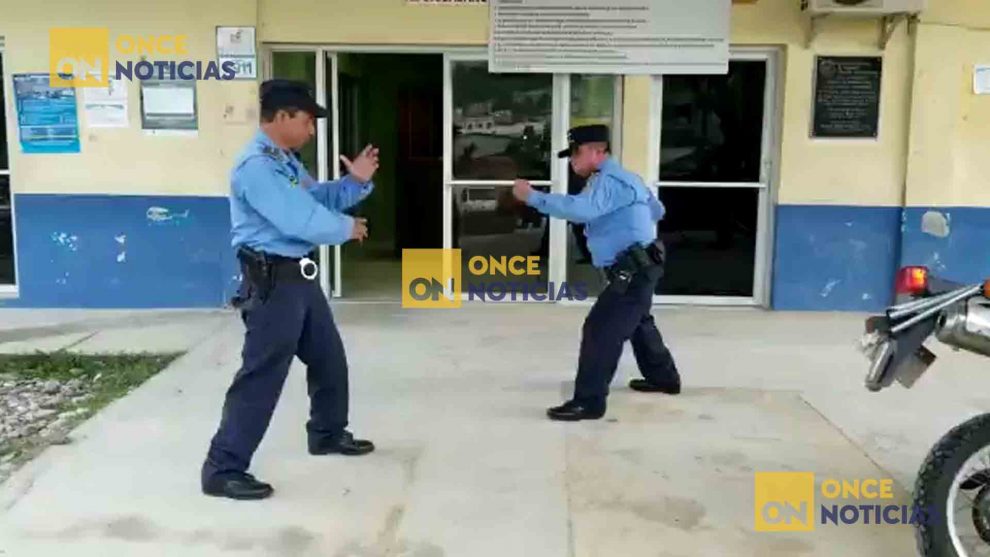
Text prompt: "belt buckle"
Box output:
[[299, 257, 318, 280]]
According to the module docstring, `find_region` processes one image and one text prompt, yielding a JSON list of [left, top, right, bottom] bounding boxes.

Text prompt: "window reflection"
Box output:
[[0, 175, 13, 285], [564, 75, 617, 296], [655, 186, 758, 297], [570, 74, 615, 129], [0, 56, 7, 171], [271, 52, 319, 177], [452, 185, 549, 294], [660, 61, 766, 183], [452, 62, 551, 181]]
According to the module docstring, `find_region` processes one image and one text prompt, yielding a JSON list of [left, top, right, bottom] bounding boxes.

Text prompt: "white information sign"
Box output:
[[975, 65, 990, 95], [217, 26, 257, 80], [489, 0, 730, 75]]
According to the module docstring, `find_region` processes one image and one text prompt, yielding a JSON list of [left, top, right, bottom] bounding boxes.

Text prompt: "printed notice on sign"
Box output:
[[489, 0, 730, 75]]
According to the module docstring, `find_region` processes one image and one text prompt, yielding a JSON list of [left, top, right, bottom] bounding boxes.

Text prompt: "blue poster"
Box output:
[[12, 73, 81, 154]]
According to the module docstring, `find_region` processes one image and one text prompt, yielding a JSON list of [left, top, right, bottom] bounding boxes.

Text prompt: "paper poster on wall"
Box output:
[[12, 73, 81, 154], [217, 26, 257, 80], [141, 79, 198, 134], [83, 77, 129, 128], [489, 0, 730, 75], [975, 65, 990, 95]]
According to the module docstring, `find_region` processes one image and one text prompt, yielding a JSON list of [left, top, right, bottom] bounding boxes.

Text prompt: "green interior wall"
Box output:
[[339, 53, 442, 254]]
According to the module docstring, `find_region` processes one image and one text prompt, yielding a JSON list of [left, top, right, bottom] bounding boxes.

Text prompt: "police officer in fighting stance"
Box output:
[[512, 124, 682, 421], [202, 80, 379, 500]]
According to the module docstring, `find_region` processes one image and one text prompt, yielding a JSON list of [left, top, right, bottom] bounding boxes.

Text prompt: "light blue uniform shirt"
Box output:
[[229, 129, 374, 258], [526, 157, 666, 268]]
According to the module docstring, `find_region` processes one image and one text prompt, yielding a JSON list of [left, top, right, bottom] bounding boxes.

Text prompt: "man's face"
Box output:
[[276, 109, 315, 150], [569, 143, 605, 177]]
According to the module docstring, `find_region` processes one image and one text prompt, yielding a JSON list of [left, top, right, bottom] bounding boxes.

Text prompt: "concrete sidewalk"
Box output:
[[0, 309, 230, 354], [1, 303, 987, 556]]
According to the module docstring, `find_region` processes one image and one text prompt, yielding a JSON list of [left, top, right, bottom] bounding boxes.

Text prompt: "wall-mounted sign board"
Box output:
[[488, 0, 730, 75], [811, 56, 882, 139]]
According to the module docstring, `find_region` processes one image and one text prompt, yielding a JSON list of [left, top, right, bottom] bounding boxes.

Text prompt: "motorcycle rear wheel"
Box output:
[[915, 413, 990, 556]]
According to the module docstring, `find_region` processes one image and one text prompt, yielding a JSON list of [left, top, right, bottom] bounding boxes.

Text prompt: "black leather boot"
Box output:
[[308, 431, 375, 456], [546, 400, 606, 421]]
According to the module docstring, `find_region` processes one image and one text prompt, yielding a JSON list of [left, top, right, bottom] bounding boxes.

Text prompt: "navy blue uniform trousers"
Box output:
[[202, 274, 348, 484], [574, 265, 680, 408]]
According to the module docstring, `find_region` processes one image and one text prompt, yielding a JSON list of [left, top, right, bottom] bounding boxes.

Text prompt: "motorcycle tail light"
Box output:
[[896, 266, 929, 295]]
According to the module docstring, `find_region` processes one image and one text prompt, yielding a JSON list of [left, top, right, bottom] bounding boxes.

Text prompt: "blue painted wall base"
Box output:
[[899, 207, 990, 286], [772, 205, 902, 311], [5, 196, 987, 310], [5, 194, 239, 308]]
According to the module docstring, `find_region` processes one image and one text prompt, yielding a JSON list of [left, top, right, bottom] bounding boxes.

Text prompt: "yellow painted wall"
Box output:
[[0, 0, 983, 210], [260, 0, 488, 46], [730, 0, 913, 206], [0, 0, 259, 196], [905, 20, 990, 207], [261, 0, 915, 207]]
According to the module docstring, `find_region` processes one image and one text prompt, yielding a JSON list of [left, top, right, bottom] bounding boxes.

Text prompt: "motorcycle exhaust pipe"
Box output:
[[888, 289, 967, 321], [891, 285, 983, 335]]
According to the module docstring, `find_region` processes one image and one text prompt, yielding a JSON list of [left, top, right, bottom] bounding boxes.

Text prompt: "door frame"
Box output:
[[259, 44, 637, 305], [0, 47, 18, 297], [262, 44, 495, 300], [647, 46, 782, 308], [443, 50, 569, 303]]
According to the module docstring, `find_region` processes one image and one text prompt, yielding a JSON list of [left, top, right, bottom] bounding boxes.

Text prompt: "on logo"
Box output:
[[49, 28, 110, 87], [761, 501, 809, 526], [408, 277, 454, 302], [401, 249, 462, 309], [753, 472, 815, 532]]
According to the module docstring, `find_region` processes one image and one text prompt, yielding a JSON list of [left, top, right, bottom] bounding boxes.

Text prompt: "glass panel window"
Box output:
[[659, 61, 766, 183], [570, 75, 616, 129], [271, 51, 318, 177], [655, 186, 758, 297], [452, 185, 549, 297], [0, 175, 12, 285], [0, 54, 13, 285], [452, 61, 552, 181], [270, 52, 328, 279], [0, 55, 7, 171], [564, 75, 618, 296]]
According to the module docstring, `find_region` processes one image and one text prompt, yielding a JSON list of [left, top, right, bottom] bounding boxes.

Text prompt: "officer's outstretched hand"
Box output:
[[350, 217, 368, 243], [340, 145, 380, 184], [512, 179, 533, 202]]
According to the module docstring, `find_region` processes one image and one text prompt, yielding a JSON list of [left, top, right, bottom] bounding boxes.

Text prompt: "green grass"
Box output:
[[0, 352, 182, 461]]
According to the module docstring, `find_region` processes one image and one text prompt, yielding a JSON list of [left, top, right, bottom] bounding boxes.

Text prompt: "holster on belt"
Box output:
[[604, 239, 665, 295], [231, 246, 274, 308]]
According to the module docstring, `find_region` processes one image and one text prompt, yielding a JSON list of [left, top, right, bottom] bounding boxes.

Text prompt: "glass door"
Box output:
[[651, 50, 777, 306], [444, 55, 564, 301], [267, 48, 339, 298], [0, 51, 15, 292], [563, 75, 624, 299]]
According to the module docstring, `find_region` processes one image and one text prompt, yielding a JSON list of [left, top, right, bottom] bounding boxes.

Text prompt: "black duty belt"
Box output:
[[237, 247, 319, 285], [231, 247, 320, 309], [602, 239, 665, 294]]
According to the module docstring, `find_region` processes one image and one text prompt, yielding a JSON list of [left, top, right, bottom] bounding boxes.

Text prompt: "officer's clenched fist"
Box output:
[[351, 217, 368, 242]]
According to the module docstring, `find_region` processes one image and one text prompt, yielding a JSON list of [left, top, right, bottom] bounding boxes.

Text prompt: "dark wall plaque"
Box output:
[[812, 56, 882, 139]]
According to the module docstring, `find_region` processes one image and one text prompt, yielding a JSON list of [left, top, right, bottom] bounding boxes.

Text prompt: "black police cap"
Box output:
[[260, 79, 328, 118], [557, 124, 610, 158]]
